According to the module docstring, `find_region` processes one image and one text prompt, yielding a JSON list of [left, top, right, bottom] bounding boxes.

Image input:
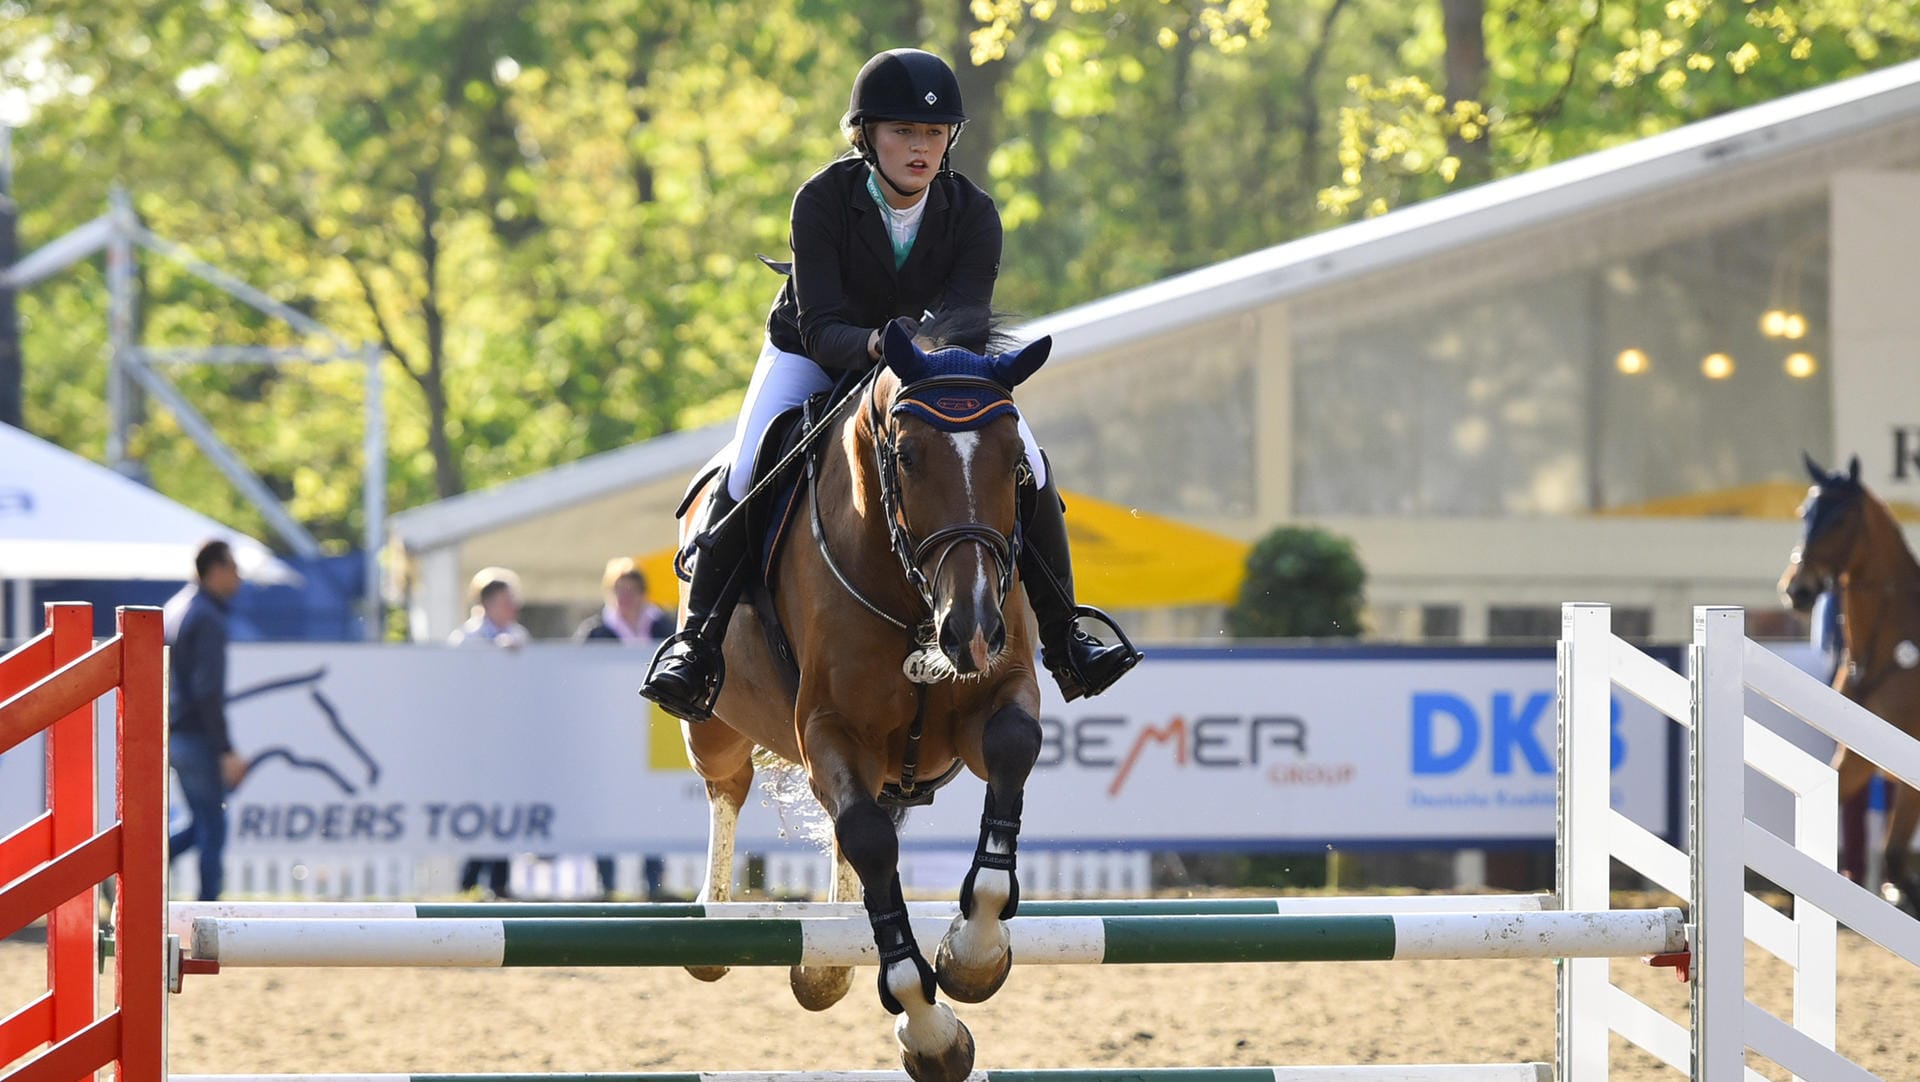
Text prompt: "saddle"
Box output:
[[671, 377, 858, 689]]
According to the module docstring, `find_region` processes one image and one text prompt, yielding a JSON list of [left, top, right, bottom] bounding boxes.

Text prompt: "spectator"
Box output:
[[573, 557, 673, 898], [449, 567, 531, 650], [574, 558, 675, 644], [449, 566, 527, 897], [168, 539, 248, 901]]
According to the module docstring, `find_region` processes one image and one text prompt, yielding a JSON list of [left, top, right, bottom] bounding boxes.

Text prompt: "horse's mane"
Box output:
[[916, 307, 1022, 356]]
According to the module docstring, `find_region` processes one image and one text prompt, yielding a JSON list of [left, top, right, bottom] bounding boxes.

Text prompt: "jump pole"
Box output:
[[165, 894, 1554, 940], [171, 1069, 1553, 1082], [190, 909, 1685, 969]]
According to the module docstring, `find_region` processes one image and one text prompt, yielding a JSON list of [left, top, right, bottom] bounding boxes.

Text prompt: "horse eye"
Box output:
[[897, 445, 916, 470]]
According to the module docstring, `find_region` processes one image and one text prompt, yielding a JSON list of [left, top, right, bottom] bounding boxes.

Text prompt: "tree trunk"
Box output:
[[1293, 0, 1354, 223], [1158, 28, 1196, 266], [865, 2, 924, 58], [414, 173, 464, 498], [946, 0, 1006, 184], [0, 130, 19, 430], [1441, 0, 1491, 187]]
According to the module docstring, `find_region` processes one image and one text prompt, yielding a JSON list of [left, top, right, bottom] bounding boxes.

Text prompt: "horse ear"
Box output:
[[1803, 450, 1827, 484], [991, 336, 1052, 388], [1848, 454, 1861, 484], [881, 318, 925, 379]]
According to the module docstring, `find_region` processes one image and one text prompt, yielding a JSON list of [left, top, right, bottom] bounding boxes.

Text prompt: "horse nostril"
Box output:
[[987, 620, 1006, 656], [939, 620, 962, 658]]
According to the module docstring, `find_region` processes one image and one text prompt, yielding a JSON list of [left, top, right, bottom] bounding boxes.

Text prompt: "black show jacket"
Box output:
[[766, 157, 1002, 371]]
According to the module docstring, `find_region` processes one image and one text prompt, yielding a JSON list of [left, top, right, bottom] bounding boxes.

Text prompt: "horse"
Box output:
[[1778, 452, 1920, 909], [674, 314, 1051, 1082]]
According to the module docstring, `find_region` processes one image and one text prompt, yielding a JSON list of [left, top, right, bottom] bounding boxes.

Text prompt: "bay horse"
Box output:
[[1778, 452, 1920, 909], [675, 316, 1049, 1082]]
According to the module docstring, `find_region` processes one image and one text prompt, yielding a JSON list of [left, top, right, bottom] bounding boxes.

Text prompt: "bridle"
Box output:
[[808, 372, 1022, 633], [1795, 482, 1920, 699]]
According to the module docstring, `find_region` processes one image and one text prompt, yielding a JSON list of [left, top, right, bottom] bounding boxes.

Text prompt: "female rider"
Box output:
[[641, 47, 1140, 722]]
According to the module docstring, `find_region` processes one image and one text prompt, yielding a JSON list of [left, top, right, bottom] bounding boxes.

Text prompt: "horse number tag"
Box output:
[[903, 646, 946, 684], [1897, 640, 1920, 670]]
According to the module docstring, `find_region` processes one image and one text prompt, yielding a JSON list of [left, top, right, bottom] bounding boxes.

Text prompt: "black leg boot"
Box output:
[[1018, 460, 1143, 701], [640, 472, 749, 722]]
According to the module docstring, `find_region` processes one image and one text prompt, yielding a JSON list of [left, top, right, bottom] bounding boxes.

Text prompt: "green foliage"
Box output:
[[5, 0, 1918, 554], [1323, 0, 1920, 219], [1227, 525, 1365, 639]]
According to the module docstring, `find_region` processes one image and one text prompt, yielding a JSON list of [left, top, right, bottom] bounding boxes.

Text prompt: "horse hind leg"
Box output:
[[788, 846, 859, 1010], [685, 757, 751, 983], [936, 702, 1040, 1003]]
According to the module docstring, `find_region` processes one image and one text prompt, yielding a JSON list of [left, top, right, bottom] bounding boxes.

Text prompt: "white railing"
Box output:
[[1559, 602, 1920, 1081], [172, 849, 1154, 901]]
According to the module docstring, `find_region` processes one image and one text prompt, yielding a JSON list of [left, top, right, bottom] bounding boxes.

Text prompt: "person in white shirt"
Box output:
[[448, 567, 531, 650]]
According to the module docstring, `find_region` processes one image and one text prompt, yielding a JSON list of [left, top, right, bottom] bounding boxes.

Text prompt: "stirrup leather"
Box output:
[[639, 630, 728, 723]]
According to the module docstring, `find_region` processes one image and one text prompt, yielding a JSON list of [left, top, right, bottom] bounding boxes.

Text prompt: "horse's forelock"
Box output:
[[917, 307, 1019, 355]]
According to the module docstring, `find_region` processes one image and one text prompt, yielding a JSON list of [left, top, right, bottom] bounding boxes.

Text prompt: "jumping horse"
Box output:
[[673, 316, 1050, 1082], [1779, 452, 1920, 909]]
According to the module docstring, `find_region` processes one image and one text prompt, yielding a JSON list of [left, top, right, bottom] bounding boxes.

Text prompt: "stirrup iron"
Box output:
[[639, 630, 728, 723]]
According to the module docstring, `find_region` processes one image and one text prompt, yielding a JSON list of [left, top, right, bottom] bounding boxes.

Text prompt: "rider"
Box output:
[[641, 47, 1142, 723]]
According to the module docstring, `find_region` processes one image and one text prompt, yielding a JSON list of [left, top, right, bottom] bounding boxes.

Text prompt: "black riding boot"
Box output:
[[640, 473, 749, 723], [1018, 461, 1143, 701]]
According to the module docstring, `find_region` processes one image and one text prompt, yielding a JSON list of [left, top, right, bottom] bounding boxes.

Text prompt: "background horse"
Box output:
[[675, 316, 1050, 1082], [1779, 452, 1920, 909]]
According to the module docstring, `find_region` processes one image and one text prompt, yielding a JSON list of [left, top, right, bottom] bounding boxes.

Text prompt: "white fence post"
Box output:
[[1691, 606, 1746, 1079], [1557, 602, 1613, 1082]]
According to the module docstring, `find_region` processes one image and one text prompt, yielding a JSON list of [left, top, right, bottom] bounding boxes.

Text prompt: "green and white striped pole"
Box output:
[[189, 909, 1684, 969], [166, 895, 1552, 943]]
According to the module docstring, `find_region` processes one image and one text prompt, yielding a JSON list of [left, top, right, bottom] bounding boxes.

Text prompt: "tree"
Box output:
[[1226, 525, 1365, 639], [3, 0, 865, 544], [1320, 0, 1920, 219]]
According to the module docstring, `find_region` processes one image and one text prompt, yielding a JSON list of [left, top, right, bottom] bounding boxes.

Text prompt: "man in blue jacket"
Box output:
[[169, 540, 248, 900]]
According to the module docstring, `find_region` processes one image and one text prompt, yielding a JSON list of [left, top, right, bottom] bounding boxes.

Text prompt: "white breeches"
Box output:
[[728, 337, 1045, 501]]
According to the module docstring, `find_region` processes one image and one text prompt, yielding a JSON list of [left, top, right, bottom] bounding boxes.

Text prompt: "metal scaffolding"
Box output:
[[1, 183, 386, 639]]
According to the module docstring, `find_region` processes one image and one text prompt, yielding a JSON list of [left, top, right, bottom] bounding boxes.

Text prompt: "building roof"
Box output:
[[391, 58, 1920, 552]]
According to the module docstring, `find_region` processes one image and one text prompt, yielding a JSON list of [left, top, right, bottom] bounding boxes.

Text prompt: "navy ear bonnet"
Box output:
[[881, 319, 1051, 433]]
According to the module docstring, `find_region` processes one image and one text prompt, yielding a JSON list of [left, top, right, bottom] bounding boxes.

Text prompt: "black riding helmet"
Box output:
[[845, 49, 966, 196], [846, 48, 967, 126]]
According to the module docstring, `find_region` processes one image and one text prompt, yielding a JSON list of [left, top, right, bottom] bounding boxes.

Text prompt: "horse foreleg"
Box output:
[[937, 702, 1040, 1003], [810, 726, 973, 1082], [686, 758, 751, 982], [788, 847, 859, 1010], [1881, 780, 1920, 913]]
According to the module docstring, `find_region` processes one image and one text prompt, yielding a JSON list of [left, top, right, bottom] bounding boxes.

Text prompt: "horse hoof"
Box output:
[[685, 965, 729, 983], [789, 963, 853, 1011], [934, 937, 1012, 1003], [896, 1005, 974, 1082], [933, 912, 1012, 1003]]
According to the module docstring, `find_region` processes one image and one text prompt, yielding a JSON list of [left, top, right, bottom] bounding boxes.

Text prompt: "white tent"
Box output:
[[1, 423, 296, 635]]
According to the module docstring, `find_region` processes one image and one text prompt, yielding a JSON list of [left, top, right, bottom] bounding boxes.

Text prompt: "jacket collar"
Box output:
[[847, 162, 948, 276]]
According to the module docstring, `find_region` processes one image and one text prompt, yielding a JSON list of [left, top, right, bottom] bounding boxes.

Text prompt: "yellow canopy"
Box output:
[[635, 489, 1248, 615]]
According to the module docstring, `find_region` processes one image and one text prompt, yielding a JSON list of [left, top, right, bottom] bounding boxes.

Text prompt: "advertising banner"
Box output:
[[0, 643, 1679, 857]]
